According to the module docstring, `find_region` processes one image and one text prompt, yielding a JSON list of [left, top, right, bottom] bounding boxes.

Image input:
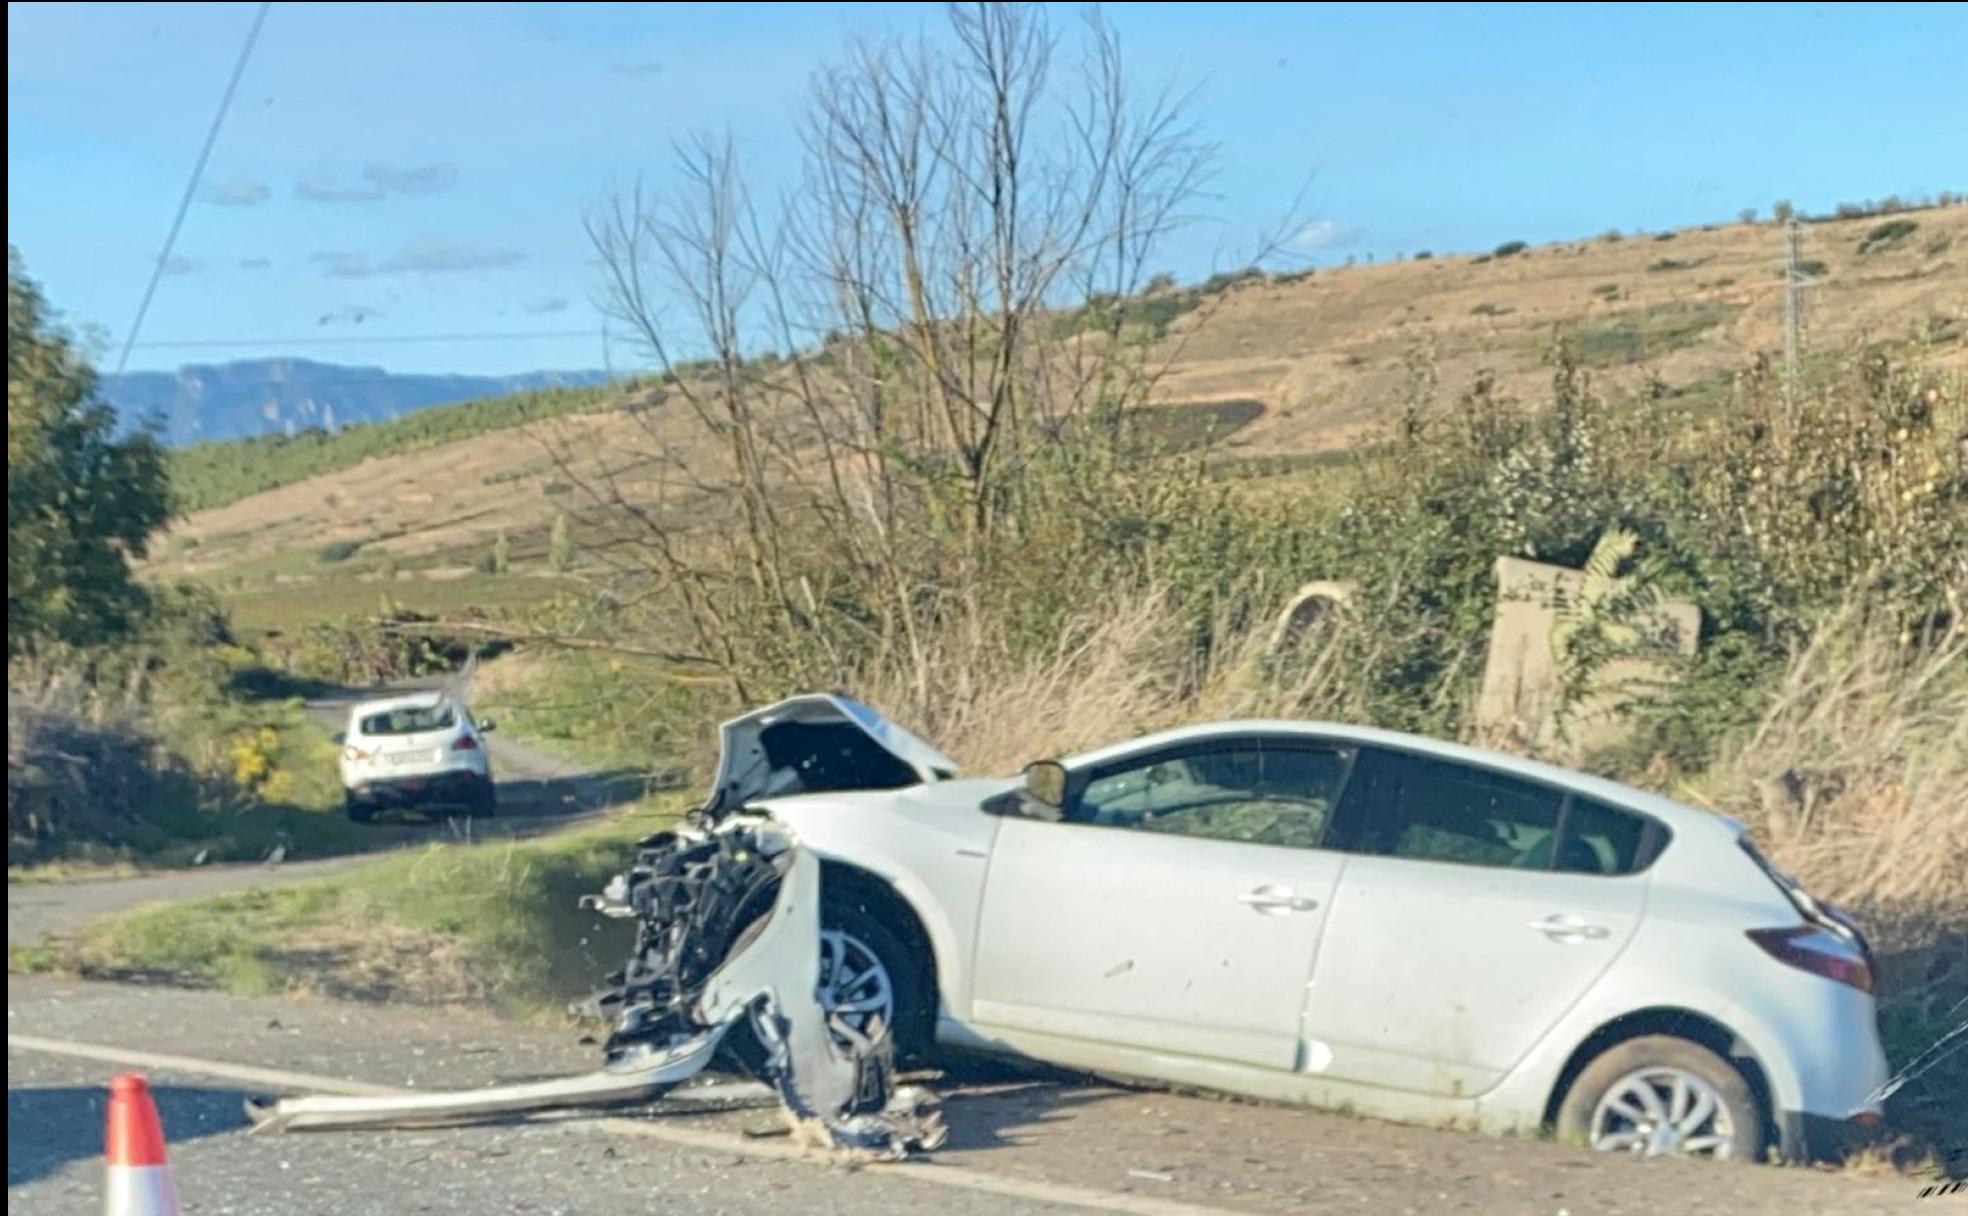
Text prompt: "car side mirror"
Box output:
[[477, 719, 497, 733], [1024, 760, 1067, 810], [331, 731, 347, 746]]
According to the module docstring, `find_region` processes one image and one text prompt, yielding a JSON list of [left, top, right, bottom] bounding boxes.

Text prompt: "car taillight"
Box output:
[[1748, 925, 1874, 993], [343, 745, 370, 762], [453, 736, 478, 751]]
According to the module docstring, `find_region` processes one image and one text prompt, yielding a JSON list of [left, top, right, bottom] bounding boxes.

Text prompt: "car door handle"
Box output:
[[1530, 914, 1610, 941], [1239, 886, 1318, 914]]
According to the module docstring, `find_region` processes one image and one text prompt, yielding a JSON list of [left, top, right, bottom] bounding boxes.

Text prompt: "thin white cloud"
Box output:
[[363, 162, 461, 196], [1293, 220, 1365, 252], [317, 304, 382, 325], [295, 175, 386, 203], [204, 177, 270, 206], [311, 239, 525, 278], [296, 163, 462, 203], [523, 295, 571, 314]]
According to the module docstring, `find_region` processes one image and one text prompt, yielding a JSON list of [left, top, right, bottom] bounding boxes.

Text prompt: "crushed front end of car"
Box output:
[[578, 817, 946, 1158], [249, 817, 943, 1161]]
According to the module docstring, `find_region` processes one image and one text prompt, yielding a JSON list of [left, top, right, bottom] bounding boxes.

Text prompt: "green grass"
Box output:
[[168, 383, 641, 513], [223, 569, 565, 636], [21, 802, 682, 1014], [1563, 300, 1737, 367], [9, 693, 371, 871], [1131, 399, 1266, 453], [477, 652, 708, 778]]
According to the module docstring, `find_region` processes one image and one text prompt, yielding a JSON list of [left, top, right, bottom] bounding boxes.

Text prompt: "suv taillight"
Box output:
[[344, 745, 370, 762], [453, 736, 478, 751], [1747, 925, 1875, 993]]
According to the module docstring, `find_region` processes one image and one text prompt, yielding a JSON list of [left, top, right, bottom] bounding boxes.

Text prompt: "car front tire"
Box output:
[[1557, 1035, 1767, 1162], [820, 895, 932, 1063]]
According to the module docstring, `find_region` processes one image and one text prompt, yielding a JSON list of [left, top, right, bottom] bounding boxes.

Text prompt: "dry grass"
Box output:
[[856, 590, 1411, 776], [1680, 610, 1968, 948]]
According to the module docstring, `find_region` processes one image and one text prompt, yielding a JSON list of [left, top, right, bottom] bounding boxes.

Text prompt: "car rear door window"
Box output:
[[1555, 796, 1660, 875], [1341, 748, 1566, 870], [1073, 741, 1352, 849]]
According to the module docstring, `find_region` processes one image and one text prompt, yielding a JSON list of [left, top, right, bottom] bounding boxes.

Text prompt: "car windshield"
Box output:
[[360, 704, 456, 736]]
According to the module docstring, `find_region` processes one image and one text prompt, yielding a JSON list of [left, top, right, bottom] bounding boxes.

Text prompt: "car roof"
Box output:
[[1059, 719, 1737, 841], [348, 690, 451, 719]]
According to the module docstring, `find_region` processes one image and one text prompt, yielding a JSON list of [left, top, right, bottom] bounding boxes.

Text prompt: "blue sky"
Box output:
[[8, 1, 1965, 376]]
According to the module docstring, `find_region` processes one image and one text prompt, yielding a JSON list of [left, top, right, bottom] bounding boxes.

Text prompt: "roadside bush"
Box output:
[[1493, 240, 1528, 257], [1858, 218, 1919, 255], [318, 539, 361, 563]]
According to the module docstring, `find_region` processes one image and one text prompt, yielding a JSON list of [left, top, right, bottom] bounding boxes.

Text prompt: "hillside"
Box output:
[[107, 358, 607, 446], [150, 207, 1968, 619]]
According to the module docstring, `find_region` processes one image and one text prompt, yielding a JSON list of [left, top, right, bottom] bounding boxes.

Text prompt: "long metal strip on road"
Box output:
[[8, 1032, 1256, 1216]]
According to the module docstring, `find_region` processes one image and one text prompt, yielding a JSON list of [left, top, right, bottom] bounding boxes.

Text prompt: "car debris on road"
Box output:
[[245, 818, 947, 1162]]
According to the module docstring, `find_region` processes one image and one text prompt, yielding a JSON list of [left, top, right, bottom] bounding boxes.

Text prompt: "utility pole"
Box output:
[[1782, 218, 1809, 420]]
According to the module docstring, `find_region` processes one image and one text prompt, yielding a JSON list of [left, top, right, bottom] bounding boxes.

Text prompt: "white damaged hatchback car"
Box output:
[[703, 696, 1891, 1164]]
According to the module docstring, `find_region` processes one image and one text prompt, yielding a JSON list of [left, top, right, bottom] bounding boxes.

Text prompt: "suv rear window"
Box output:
[[360, 705, 457, 736]]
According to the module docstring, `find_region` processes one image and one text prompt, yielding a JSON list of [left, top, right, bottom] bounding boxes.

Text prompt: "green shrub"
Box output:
[[1857, 218, 1919, 255], [169, 383, 639, 513], [1493, 240, 1528, 258], [1199, 267, 1266, 295], [1647, 257, 1694, 273], [1565, 301, 1734, 367], [317, 539, 361, 563]]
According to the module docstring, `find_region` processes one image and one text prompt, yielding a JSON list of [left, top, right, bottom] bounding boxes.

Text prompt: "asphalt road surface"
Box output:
[[6, 976, 1930, 1216]]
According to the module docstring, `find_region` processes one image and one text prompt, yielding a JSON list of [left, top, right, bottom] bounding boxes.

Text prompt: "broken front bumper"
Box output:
[[247, 824, 945, 1159]]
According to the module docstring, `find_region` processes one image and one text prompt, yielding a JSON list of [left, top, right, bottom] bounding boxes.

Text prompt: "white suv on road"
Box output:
[[337, 691, 497, 821]]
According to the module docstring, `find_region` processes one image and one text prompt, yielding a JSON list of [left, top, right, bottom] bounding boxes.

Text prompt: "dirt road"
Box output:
[[6, 976, 1932, 1215]]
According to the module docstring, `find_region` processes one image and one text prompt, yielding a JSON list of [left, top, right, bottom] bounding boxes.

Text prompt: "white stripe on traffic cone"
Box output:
[[104, 1073, 181, 1216]]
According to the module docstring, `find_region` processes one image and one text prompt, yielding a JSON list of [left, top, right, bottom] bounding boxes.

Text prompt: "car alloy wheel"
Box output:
[[1589, 1067, 1738, 1158], [816, 928, 896, 1044]]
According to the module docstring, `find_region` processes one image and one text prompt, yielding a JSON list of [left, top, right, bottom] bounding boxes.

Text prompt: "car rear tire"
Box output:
[[1557, 1035, 1766, 1162], [467, 779, 497, 818], [345, 795, 376, 824]]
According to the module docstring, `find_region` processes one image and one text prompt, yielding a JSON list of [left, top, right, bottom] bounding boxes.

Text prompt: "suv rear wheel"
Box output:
[[345, 794, 376, 823], [465, 778, 497, 818], [1557, 1035, 1766, 1161]]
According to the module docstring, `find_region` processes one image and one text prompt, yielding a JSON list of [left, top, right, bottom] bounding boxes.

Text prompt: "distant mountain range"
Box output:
[[103, 358, 610, 446]]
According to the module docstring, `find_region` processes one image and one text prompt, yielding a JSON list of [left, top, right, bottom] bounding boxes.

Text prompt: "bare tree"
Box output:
[[566, 2, 1227, 701]]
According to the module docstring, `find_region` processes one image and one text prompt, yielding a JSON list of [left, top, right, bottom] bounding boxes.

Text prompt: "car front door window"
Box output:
[[1073, 742, 1350, 849]]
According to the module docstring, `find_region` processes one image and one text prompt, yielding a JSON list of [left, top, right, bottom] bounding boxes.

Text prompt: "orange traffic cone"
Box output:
[[104, 1074, 181, 1216]]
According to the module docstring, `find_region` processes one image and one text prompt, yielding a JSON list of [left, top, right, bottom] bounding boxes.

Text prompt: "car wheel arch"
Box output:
[[1542, 1006, 1778, 1149], [818, 859, 942, 1021]]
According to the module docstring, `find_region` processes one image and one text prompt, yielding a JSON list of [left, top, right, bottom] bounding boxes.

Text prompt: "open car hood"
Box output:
[[702, 694, 959, 818]]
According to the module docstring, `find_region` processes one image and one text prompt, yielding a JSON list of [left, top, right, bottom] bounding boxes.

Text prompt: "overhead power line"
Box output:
[[114, 0, 272, 374], [125, 329, 600, 351]]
